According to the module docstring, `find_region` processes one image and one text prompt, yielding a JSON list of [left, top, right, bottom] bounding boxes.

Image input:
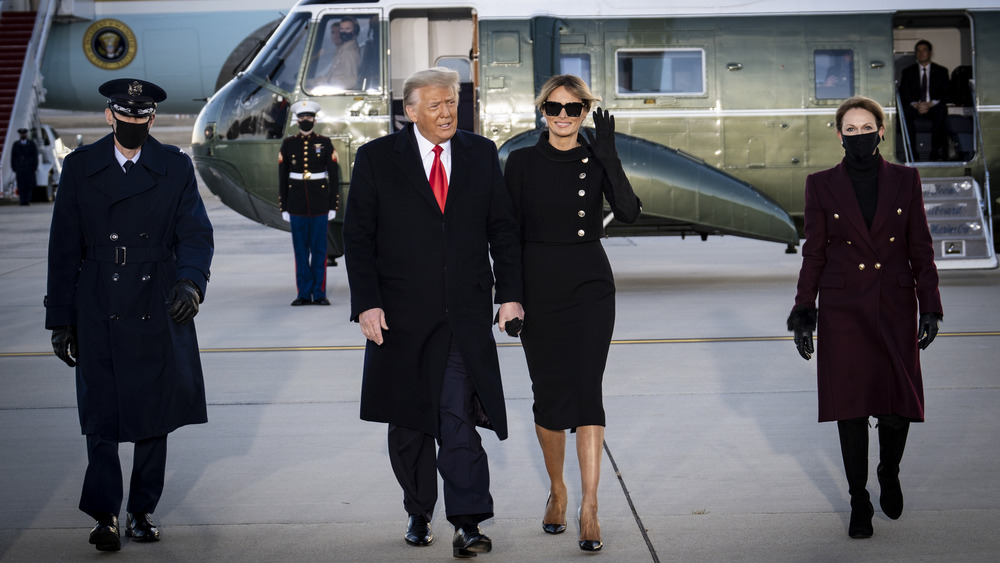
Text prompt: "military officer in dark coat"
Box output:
[[344, 67, 523, 557], [45, 78, 214, 552], [11, 127, 39, 205], [279, 100, 340, 305]]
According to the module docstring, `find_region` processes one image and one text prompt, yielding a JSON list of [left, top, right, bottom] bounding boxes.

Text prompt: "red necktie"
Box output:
[[920, 67, 928, 102], [429, 145, 448, 212]]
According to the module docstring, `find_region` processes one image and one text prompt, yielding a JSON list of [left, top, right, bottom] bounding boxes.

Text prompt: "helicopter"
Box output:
[[191, 0, 1000, 268]]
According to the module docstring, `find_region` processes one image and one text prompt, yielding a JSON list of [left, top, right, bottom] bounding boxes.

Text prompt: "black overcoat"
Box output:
[[792, 158, 942, 422], [344, 124, 522, 440], [45, 133, 214, 442]]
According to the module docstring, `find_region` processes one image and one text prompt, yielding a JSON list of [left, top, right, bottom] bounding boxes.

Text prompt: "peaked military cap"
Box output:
[[292, 100, 322, 118], [99, 78, 167, 117], [17, 128, 28, 134]]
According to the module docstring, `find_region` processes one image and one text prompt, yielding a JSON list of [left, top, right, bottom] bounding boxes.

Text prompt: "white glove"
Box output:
[[282, 211, 290, 222], [328, 210, 337, 221]]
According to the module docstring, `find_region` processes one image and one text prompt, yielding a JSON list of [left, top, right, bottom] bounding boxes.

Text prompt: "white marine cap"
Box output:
[[292, 100, 322, 117]]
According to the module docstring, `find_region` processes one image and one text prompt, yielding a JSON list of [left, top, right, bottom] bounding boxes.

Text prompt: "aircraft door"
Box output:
[[892, 12, 975, 163], [388, 8, 476, 132]]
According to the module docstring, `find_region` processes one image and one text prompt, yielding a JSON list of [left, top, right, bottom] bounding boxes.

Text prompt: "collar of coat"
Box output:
[[395, 123, 475, 215], [82, 133, 173, 204], [825, 156, 912, 252]]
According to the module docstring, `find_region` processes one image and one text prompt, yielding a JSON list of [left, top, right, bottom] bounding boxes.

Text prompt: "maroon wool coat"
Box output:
[[792, 157, 942, 422]]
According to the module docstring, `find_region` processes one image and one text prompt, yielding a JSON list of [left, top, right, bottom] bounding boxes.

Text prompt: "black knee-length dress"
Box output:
[[504, 132, 641, 430]]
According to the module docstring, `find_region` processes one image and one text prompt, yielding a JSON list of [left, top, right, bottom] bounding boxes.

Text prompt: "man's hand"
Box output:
[[497, 302, 524, 335], [168, 279, 201, 325], [51, 326, 77, 367], [360, 307, 388, 345]]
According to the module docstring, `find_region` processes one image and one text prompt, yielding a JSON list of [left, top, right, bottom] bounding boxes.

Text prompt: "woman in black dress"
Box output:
[[504, 75, 641, 551]]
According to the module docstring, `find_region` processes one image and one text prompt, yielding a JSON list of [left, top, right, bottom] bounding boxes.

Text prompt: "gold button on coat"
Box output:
[[897, 208, 902, 215], [889, 237, 895, 242], [875, 263, 882, 269], [579, 173, 587, 179], [582, 157, 589, 163], [110, 233, 118, 241], [577, 230, 585, 237], [578, 190, 585, 196], [578, 210, 586, 217], [858, 263, 865, 271], [833, 213, 840, 219]]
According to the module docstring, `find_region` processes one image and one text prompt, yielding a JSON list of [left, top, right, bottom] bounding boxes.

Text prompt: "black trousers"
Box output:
[[79, 434, 167, 520], [387, 338, 493, 528]]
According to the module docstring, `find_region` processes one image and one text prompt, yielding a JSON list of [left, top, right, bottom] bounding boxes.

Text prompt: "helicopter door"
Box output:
[[388, 8, 476, 132], [891, 11, 976, 164]]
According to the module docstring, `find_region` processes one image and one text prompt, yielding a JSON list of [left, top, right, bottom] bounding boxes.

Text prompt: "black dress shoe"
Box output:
[[89, 514, 121, 552], [290, 298, 311, 306], [126, 512, 160, 542], [452, 525, 491, 558], [404, 514, 433, 546], [313, 297, 331, 306]]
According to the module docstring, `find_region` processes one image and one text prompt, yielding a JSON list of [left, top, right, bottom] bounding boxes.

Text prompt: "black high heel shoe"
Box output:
[[542, 495, 567, 534], [577, 507, 603, 552]]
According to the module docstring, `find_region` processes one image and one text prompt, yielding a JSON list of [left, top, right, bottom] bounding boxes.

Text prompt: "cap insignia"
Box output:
[[128, 81, 143, 96]]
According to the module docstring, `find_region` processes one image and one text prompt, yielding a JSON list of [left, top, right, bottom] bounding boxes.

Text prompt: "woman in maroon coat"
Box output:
[[787, 96, 943, 539]]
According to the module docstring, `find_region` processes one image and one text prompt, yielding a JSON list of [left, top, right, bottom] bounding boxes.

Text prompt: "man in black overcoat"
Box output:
[[344, 67, 523, 558], [11, 127, 39, 205], [899, 39, 951, 160], [45, 78, 213, 552]]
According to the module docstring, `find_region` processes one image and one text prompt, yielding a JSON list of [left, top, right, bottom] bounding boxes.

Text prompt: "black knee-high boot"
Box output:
[[838, 418, 874, 538], [876, 415, 910, 520]]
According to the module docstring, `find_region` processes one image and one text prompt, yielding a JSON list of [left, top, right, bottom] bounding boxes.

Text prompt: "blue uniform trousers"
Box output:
[[15, 170, 34, 205], [387, 337, 493, 528], [291, 214, 328, 301], [79, 434, 167, 520]]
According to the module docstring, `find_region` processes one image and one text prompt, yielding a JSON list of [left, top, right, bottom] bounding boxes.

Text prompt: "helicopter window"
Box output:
[[560, 54, 591, 85], [246, 12, 310, 93], [616, 49, 705, 96], [305, 13, 381, 94], [217, 79, 290, 141], [814, 49, 854, 100]]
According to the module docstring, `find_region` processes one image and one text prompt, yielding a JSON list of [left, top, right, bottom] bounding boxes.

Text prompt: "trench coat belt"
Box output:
[[288, 171, 327, 180], [84, 246, 172, 266]]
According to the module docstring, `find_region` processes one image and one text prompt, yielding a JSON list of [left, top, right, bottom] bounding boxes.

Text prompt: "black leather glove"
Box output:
[[168, 279, 201, 325], [51, 326, 78, 367], [917, 312, 942, 350], [787, 307, 817, 361], [793, 329, 814, 361], [582, 107, 618, 165]]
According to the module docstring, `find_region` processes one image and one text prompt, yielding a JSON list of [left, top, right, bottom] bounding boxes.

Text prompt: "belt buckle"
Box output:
[[114, 246, 126, 265], [303, 171, 312, 180]]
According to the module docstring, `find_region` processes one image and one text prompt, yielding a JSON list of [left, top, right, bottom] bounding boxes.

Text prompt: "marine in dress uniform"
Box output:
[[11, 127, 39, 205], [45, 78, 214, 552], [278, 100, 340, 306]]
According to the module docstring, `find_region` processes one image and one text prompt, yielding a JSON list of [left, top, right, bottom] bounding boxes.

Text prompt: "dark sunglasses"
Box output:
[[543, 101, 585, 117]]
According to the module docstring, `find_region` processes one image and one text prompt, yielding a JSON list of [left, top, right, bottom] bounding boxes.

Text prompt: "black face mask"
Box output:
[[339, 31, 356, 43], [113, 116, 150, 150], [298, 119, 315, 132], [842, 131, 881, 161]]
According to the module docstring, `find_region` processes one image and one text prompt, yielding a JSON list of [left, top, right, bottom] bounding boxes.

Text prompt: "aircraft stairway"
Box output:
[[0, 11, 35, 151], [922, 176, 997, 269]]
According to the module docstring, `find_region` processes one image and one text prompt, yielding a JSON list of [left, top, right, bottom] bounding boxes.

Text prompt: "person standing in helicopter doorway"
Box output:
[[279, 100, 341, 306]]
